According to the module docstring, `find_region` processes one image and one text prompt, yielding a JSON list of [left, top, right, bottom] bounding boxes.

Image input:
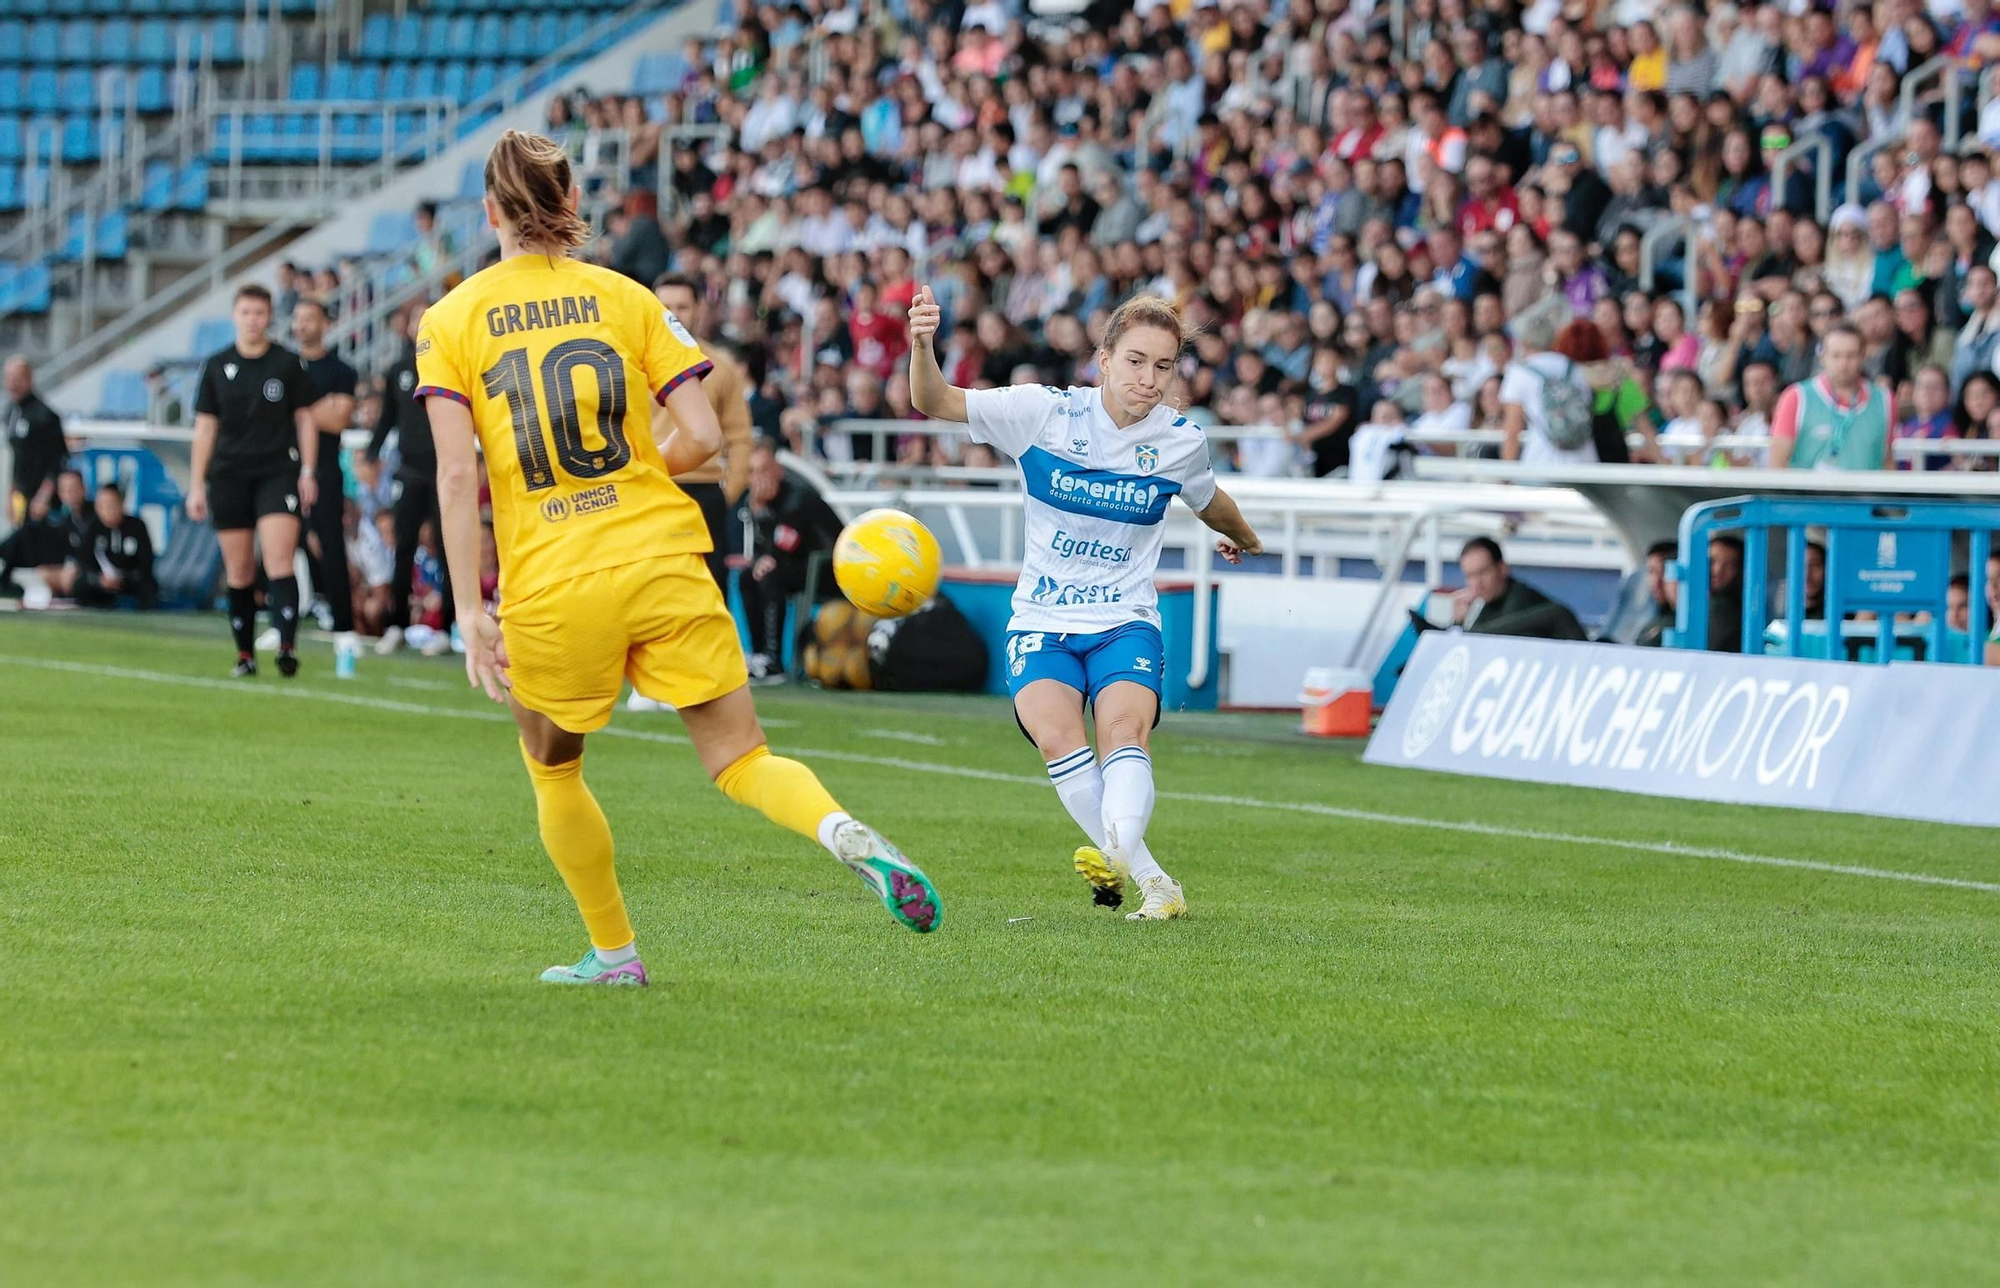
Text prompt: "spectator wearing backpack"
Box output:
[[1499, 301, 1602, 465]]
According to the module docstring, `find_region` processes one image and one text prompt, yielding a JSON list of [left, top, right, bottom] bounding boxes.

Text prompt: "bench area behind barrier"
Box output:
[[1670, 495, 2000, 665]]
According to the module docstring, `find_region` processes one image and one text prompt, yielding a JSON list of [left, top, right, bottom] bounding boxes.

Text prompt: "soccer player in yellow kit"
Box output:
[[419, 131, 941, 985]]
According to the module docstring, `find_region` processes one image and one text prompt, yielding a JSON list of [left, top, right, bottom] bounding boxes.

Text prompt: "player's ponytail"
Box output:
[[1101, 295, 1192, 356], [483, 129, 591, 254]]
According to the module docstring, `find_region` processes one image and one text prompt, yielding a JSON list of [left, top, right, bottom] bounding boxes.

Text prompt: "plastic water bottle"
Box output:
[[335, 636, 358, 680]]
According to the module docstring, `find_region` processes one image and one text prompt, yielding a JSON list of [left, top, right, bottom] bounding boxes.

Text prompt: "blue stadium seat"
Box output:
[[135, 19, 171, 63], [438, 62, 467, 101], [632, 52, 687, 96], [366, 209, 417, 255], [458, 156, 483, 200], [0, 72, 18, 113], [0, 23, 22, 64], [58, 208, 125, 259], [26, 20, 57, 62], [0, 117, 22, 163], [135, 66, 168, 112], [0, 262, 53, 315], [422, 14, 451, 53], [173, 18, 203, 59], [175, 158, 206, 208], [165, 0, 198, 16], [473, 15, 502, 54], [445, 16, 475, 58], [128, 0, 163, 14], [140, 157, 175, 209], [468, 61, 498, 101], [202, 0, 239, 15], [324, 60, 353, 100], [24, 68, 54, 112], [59, 17, 92, 62], [191, 318, 232, 355], [359, 14, 391, 60], [99, 19, 134, 64], [208, 19, 240, 64], [288, 63, 319, 101], [501, 14, 533, 59], [98, 370, 150, 419], [531, 14, 559, 54], [383, 63, 413, 99], [280, 113, 314, 163], [23, 115, 58, 163], [0, 164, 18, 212], [58, 69, 94, 114], [60, 114, 97, 163], [391, 14, 421, 57], [330, 112, 371, 162], [278, 0, 315, 13], [351, 63, 379, 99]]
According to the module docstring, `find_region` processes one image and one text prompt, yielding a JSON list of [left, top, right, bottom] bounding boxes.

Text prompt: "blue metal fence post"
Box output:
[[1784, 524, 1807, 654], [1972, 530, 1992, 665], [1741, 524, 1768, 656]]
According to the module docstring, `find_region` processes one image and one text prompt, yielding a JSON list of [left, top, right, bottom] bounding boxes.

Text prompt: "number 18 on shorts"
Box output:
[[1003, 622, 1165, 703]]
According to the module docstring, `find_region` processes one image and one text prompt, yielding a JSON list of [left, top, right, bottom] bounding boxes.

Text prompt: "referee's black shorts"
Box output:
[[208, 470, 300, 531]]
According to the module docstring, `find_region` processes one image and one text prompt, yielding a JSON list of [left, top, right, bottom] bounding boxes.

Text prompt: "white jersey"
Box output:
[[966, 383, 1218, 634]]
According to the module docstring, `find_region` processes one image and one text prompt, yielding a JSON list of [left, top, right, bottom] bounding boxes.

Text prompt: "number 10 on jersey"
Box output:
[[482, 338, 633, 491]]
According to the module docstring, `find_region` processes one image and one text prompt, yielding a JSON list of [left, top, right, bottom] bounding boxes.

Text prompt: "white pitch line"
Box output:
[[386, 676, 460, 692], [4, 652, 1996, 897], [861, 728, 948, 746]]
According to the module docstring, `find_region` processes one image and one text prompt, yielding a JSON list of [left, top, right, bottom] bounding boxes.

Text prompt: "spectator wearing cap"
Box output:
[[1770, 323, 1897, 470]]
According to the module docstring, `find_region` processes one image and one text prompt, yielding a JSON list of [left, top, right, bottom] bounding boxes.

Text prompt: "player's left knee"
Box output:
[[1100, 714, 1151, 753]]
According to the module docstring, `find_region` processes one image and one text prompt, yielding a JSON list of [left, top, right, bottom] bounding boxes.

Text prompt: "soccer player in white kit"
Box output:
[[908, 290, 1263, 920]]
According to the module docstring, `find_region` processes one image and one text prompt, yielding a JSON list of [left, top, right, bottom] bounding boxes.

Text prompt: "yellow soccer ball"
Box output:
[[832, 508, 941, 619]]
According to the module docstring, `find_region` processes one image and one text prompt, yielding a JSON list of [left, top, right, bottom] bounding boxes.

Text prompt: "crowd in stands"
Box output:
[[530, 0, 2000, 476]]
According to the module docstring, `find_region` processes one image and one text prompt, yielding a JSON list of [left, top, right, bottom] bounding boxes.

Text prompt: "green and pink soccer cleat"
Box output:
[[539, 950, 649, 986], [832, 819, 943, 934]]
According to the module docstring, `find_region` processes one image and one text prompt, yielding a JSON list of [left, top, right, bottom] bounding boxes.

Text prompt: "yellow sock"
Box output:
[[520, 742, 633, 951], [715, 744, 845, 845]]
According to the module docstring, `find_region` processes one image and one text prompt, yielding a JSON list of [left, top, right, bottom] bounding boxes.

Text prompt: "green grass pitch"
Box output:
[[1, 613, 1996, 1286]]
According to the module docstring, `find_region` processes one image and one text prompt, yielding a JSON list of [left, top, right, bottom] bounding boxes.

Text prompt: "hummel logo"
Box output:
[[1134, 657, 1153, 672]]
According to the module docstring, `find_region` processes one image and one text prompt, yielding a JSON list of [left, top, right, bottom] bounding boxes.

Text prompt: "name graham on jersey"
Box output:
[[486, 295, 602, 337], [1049, 529, 1133, 563]]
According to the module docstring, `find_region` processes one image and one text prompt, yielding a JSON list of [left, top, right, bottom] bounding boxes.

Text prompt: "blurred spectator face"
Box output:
[[1623, 291, 1653, 337], [1461, 542, 1507, 602], [1867, 203, 1899, 251], [656, 280, 700, 334], [3, 355, 29, 399], [1896, 291, 1932, 340], [55, 469, 84, 511], [233, 291, 272, 346], [1742, 363, 1777, 412], [1709, 539, 1743, 595], [1473, 293, 1504, 335], [1857, 298, 1894, 345], [1899, 215, 1931, 263], [1653, 300, 1685, 343], [749, 443, 782, 508], [1948, 581, 1971, 632], [1966, 267, 1998, 314], [94, 485, 125, 528], [1822, 328, 1864, 389], [1914, 367, 1950, 417]]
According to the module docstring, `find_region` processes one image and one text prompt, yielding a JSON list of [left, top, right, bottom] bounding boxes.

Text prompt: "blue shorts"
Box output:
[[1004, 622, 1164, 706]]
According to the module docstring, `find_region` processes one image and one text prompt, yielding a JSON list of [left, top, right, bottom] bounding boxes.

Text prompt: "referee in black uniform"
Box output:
[[369, 301, 455, 654], [187, 283, 319, 677], [290, 297, 360, 659]]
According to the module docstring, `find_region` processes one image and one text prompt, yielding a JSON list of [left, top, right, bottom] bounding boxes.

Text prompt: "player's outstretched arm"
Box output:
[[428, 396, 507, 702], [907, 284, 968, 424], [659, 380, 725, 476], [1196, 487, 1263, 566]]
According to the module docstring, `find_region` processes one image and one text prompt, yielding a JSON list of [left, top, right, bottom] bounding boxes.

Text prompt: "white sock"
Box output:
[[596, 941, 638, 966], [1045, 747, 1106, 847], [1101, 746, 1166, 882], [816, 810, 854, 855]]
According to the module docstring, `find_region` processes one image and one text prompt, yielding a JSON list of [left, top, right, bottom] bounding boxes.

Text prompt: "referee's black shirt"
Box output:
[[194, 343, 318, 479], [301, 350, 359, 484]]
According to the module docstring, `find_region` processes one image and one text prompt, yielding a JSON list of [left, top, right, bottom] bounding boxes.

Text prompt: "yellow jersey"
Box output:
[[415, 254, 713, 600]]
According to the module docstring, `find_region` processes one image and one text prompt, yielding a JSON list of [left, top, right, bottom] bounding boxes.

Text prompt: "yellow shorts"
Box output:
[[501, 554, 749, 733]]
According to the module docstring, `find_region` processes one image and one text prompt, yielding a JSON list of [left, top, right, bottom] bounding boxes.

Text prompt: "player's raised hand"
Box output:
[[1215, 537, 1259, 566], [908, 285, 940, 348], [460, 611, 511, 703]]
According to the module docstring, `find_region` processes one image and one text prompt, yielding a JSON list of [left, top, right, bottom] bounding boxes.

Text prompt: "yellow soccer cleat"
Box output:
[[1073, 845, 1129, 909], [1125, 875, 1188, 922]]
